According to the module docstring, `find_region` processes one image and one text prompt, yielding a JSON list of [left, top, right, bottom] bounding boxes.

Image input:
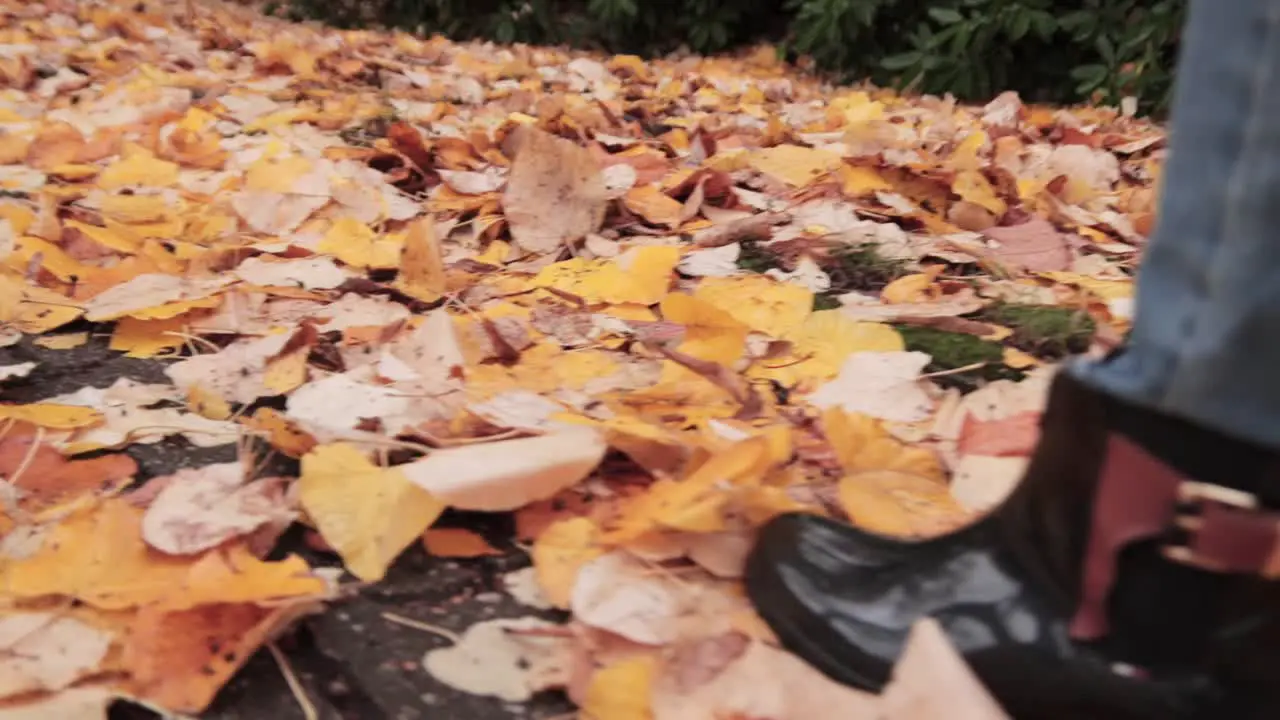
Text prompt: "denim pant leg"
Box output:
[[1071, 0, 1280, 450]]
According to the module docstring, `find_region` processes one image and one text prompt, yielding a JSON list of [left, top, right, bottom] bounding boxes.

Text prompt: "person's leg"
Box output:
[[745, 2, 1280, 716], [1073, 0, 1280, 451]]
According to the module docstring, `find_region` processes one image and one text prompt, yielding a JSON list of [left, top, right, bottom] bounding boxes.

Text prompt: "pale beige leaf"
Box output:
[[140, 463, 296, 555], [0, 613, 113, 699], [400, 428, 606, 511], [879, 618, 1010, 720], [503, 126, 607, 253]]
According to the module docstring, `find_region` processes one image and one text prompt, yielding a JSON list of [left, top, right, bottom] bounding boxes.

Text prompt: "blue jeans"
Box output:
[[1072, 0, 1280, 450]]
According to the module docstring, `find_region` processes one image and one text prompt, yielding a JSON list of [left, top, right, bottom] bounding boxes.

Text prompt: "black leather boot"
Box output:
[[745, 371, 1280, 719]]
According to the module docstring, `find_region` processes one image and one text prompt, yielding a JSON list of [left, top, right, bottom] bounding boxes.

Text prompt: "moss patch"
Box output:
[[896, 326, 1023, 391], [735, 240, 784, 274], [981, 303, 1095, 358], [825, 244, 909, 293]]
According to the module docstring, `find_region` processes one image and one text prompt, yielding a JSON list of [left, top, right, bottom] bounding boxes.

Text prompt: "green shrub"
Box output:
[[280, 0, 1184, 113]]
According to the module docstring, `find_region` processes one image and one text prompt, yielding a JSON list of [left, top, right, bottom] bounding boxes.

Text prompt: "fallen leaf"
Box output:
[[421, 616, 573, 702], [140, 463, 296, 556], [503, 126, 607, 253], [532, 517, 604, 609], [400, 428, 607, 511], [748, 145, 842, 186], [808, 351, 935, 422], [0, 612, 114, 699], [423, 528, 503, 558], [0, 403, 102, 430], [583, 654, 658, 720], [122, 601, 319, 713], [299, 443, 446, 581], [396, 216, 447, 301], [982, 218, 1073, 272], [879, 618, 1010, 719], [650, 634, 877, 720]]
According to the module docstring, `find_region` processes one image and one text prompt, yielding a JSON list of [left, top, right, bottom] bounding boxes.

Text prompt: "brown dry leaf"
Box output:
[[396, 216, 447, 301], [400, 428, 607, 511], [0, 430, 135, 513], [982, 218, 1074, 272], [423, 528, 503, 558], [503, 126, 607, 253], [299, 443, 446, 581], [121, 601, 319, 714]]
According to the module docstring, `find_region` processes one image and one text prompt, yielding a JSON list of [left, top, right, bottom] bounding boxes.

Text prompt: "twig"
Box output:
[[267, 642, 318, 720], [381, 612, 460, 644], [921, 361, 988, 379]]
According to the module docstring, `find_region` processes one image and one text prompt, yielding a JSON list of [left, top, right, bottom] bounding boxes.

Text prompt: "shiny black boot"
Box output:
[[745, 372, 1280, 719]]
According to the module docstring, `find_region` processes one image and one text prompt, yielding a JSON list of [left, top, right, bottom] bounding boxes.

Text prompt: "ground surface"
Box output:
[[0, 0, 1165, 717], [2, 336, 572, 719]]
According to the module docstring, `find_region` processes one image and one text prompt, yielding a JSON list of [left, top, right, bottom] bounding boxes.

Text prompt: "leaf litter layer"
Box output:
[[0, 0, 1162, 716]]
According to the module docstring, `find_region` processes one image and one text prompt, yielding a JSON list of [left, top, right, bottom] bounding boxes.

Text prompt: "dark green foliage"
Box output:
[[287, 0, 1184, 113], [896, 325, 1023, 391], [981, 302, 1096, 358]]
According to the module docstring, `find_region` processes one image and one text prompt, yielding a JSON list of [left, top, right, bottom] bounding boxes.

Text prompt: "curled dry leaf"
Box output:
[[400, 428, 607, 511], [503, 126, 607, 253], [140, 463, 296, 556]]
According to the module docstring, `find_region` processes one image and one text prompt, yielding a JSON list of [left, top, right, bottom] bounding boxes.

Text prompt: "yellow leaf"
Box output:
[[838, 469, 969, 538], [531, 246, 678, 306], [244, 156, 315, 193], [299, 444, 446, 581], [623, 185, 684, 227], [318, 218, 404, 270], [6, 283, 82, 333], [659, 292, 749, 365], [123, 296, 221, 321], [755, 311, 903, 383], [880, 273, 934, 304], [952, 170, 1006, 216], [0, 403, 103, 429], [747, 145, 842, 187], [531, 517, 603, 609], [7, 236, 91, 282], [694, 275, 812, 339], [1002, 347, 1040, 369], [839, 165, 891, 197], [186, 385, 232, 421], [97, 144, 179, 189], [33, 332, 88, 350], [109, 315, 189, 358], [64, 219, 140, 253], [823, 409, 943, 479], [950, 130, 988, 171], [262, 346, 310, 395], [583, 655, 657, 720], [395, 216, 446, 301], [242, 408, 317, 458], [0, 500, 325, 610]]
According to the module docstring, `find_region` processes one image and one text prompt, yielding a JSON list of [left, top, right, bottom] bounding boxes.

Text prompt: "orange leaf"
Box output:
[[422, 528, 503, 558]]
